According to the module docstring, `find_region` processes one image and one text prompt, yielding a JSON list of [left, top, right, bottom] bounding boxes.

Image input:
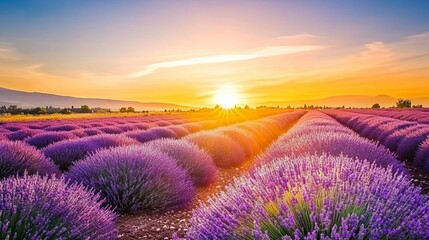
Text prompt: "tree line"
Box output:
[[0, 105, 147, 115]]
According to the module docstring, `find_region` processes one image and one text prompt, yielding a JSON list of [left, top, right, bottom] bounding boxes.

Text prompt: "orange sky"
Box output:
[[0, 1, 428, 107]]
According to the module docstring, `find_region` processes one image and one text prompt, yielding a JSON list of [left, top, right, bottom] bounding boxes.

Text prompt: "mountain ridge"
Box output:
[[0, 87, 195, 111]]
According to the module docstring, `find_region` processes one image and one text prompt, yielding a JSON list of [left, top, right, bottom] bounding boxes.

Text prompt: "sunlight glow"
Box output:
[[213, 85, 241, 109]]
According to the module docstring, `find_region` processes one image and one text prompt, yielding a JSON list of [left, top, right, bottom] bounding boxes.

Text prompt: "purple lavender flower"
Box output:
[[126, 127, 178, 143], [184, 131, 246, 168], [166, 125, 190, 138], [187, 155, 429, 239], [43, 134, 138, 171], [98, 126, 124, 134], [396, 128, 429, 162], [25, 131, 77, 148], [0, 141, 60, 179], [383, 125, 427, 152], [6, 129, 44, 141], [257, 111, 407, 174], [415, 137, 429, 172], [215, 126, 260, 157], [45, 124, 81, 132], [145, 138, 218, 186], [0, 173, 117, 239], [67, 145, 195, 213]]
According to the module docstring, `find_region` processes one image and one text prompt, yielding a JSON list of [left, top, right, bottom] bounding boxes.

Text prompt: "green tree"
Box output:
[[396, 99, 411, 108], [31, 107, 47, 115], [80, 105, 92, 113], [371, 103, 381, 109], [120, 107, 127, 113], [127, 107, 135, 113], [61, 108, 72, 114]]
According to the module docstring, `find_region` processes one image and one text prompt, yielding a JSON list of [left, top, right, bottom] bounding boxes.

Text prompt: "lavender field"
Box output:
[[0, 109, 428, 239]]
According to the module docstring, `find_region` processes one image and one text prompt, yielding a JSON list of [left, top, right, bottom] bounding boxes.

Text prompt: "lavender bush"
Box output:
[[396, 128, 429, 162], [0, 141, 60, 179], [98, 126, 124, 134], [155, 120, 171, 126], [0, 134, 6, 141], [383, 125, 427, 152], [166, 125, 190, 138], [2, 125, 22, 132], [187, 155, 429, 239], [145, 139, 217, 186], [25, 131, 77, 148], [83, 128, 103, 136], [236, 122, 278, 146], [415, 137, 429, 172], [216, 126, 260, 157], [126, 127, 178, 143], [0, 174, 117, 239], [185, 131, 246, 168], [269, 131, 406, 174], [45, 124, 81, 132], [257, 112, 407, 174], [181, 123, 204, 133], [67, 145, 195, 213], [6, 129, 43, 141], [43, 134, 138, 171]]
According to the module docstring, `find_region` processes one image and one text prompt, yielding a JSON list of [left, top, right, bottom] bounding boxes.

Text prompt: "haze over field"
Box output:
[[1, 0, 429, 107]]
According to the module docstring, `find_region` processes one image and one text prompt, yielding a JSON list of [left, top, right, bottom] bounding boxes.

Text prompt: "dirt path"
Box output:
[[116, 159, 254, 240], [406, 163, 429, 195]]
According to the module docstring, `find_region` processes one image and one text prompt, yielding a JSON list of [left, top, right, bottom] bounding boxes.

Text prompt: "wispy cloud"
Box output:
[[128, 45, 323, 77], [0, 43, 21, 61], [277, 33, 321, 40], [361, 41, 394, 59]]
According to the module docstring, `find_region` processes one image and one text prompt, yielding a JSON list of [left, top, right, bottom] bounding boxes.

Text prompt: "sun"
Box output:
[[213, 85, 240, 109]]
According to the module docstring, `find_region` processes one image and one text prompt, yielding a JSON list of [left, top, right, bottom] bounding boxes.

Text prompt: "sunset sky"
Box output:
[[1, 0, 429, 107]]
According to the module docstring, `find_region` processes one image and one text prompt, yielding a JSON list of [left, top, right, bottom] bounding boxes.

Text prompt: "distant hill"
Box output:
[[0, 87, 195, 111], [260, 94, 429, 108]]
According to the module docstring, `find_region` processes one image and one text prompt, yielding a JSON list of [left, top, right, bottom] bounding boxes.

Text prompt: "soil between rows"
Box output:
[[117, 158, 254, 240]]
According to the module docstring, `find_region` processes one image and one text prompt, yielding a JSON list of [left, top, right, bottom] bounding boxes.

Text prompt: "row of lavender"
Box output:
[[346, 108, 429, 125], [186, 111, 429, 239], [0, 115, 193, 145], [0, 111, 304, 239], [325, 109, 429, 173], [0, 118, 219, 179], [65, 111, 305, 213]]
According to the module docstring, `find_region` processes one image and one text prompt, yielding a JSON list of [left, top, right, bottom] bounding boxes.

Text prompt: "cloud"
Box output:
[[406, 32, 429, 39], [277, 33, 322, 41], [0, 43, 21, 61], [128, 44, 323, 78], [361, 41, 394, 59]]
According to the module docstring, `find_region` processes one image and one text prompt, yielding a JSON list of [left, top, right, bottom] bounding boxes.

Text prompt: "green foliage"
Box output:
[[80, 105, 92, 113], [119, 107, 135, 113]]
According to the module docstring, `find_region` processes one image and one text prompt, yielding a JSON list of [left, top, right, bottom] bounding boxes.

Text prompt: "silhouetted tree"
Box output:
[[372, 103, 381, 109], [396, 99, 411, 108], [80, 105, 92, 113]]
